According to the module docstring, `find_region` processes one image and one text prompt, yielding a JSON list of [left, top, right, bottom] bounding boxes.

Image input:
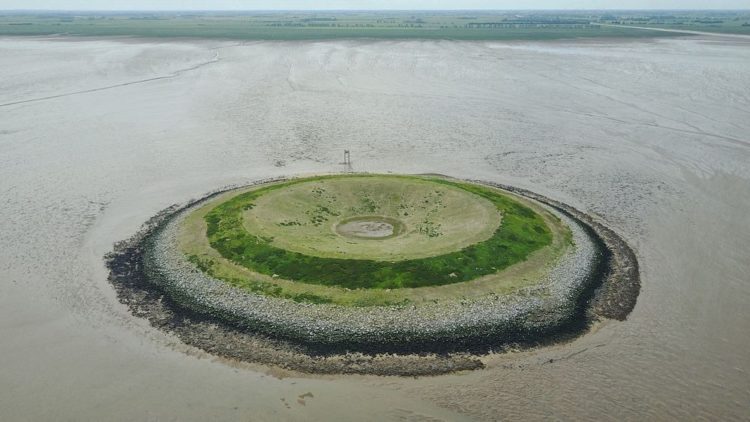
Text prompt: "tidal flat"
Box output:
[[1, 35, 749, 420]]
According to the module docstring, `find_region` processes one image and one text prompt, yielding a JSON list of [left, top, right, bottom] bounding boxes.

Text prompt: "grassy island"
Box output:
[[110, 173, 641, 367], [175, 175, 572, 306]]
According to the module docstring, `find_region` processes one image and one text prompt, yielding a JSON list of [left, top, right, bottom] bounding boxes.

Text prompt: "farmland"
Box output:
[[0, 10, 714, 40]]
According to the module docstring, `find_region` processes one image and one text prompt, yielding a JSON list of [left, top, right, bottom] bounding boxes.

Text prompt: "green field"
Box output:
[[597, 10, 750, 35], [0, 10, 713, 40], [200, 175, 553, 290]]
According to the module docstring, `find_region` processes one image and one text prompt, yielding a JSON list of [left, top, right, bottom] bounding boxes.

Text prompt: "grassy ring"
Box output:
[[202, 174, 553, 290]]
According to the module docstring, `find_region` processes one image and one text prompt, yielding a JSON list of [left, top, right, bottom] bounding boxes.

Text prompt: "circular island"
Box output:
[[107, 174, 640, 375]]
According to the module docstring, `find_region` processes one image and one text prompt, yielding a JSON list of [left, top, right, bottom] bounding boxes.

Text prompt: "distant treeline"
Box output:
[[466, 20, 592, 29]]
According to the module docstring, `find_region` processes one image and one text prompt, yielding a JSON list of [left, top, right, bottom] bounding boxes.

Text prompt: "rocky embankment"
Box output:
[[106, 177, 639, 375]]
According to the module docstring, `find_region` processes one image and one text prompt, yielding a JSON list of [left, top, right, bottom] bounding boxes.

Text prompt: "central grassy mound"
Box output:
[[241, 176, 501, 260], [201, 175, 552, 290]]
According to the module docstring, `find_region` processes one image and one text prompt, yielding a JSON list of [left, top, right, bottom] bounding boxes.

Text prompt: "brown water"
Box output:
[[0, 36, 748, 421]]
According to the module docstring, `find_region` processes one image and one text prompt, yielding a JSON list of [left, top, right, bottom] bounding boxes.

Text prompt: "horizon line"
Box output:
[[2, 8, 749, 12]]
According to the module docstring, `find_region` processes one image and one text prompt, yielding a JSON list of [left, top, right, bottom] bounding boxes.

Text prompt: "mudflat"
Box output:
[[0, 36, 749, 420]]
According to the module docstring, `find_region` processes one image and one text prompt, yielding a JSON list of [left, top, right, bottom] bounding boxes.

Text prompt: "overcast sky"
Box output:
[[0, 1, 747, 11]]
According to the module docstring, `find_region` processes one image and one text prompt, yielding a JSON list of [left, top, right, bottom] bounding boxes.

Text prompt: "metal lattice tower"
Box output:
[[342, 150, 352, 171]]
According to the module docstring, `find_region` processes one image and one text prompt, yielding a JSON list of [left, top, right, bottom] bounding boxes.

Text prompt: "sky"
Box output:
[[0, 1, 748, 11]]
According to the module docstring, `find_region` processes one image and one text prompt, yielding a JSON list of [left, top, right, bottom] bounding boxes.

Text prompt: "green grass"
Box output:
[[203, 175, 553, 289], [186, 254, 333, 304], [241, 176, 500, 261], [178, 176, 572, 306], [0, 11, 690, 40]]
